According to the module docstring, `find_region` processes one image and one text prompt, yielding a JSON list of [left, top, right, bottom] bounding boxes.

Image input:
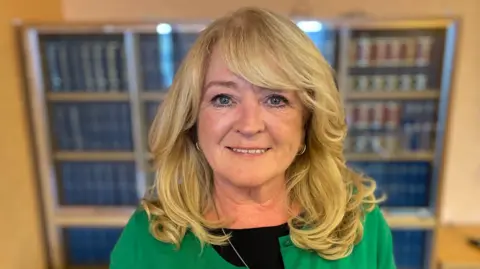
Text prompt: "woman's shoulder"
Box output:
[[110, 208, 201, 268], [362, 204, 383, 220], [114, 207, 176, 246], [351, 205, 397, 268], [111, 208, 159, 253], [362, 205, 391, 234], [125, 207, 150, 229], [111, 207, 211, 268], [115, 207, 152, 241], [354, 204, 392, 244]]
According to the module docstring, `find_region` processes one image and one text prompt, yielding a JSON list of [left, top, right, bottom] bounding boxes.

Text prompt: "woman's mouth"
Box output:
[[226, 147, 271, 155]]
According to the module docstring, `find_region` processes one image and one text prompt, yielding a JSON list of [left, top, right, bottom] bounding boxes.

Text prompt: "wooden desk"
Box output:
[[436, 226, 480, 269]]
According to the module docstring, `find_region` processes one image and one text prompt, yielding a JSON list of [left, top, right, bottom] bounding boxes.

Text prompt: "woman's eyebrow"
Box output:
[[204, 80, 238, 91]]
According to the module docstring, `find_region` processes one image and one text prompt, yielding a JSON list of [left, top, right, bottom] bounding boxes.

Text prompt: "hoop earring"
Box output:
[[195, 142, 201, 151], [297, 144, 306, 155]]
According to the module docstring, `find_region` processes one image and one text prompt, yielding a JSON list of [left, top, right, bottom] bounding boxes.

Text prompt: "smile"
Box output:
[[227, 147, 270, 154]]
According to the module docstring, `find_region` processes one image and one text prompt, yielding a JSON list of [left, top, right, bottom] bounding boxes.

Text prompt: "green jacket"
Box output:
[[110, 206, 397, 269]]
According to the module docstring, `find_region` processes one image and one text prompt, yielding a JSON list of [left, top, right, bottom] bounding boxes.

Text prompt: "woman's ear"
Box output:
[[303, 112, 311, 138], [188, 123, 199, 144]]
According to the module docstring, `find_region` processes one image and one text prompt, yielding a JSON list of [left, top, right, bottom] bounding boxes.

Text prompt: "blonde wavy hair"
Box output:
[[143, 6, 380, 260]]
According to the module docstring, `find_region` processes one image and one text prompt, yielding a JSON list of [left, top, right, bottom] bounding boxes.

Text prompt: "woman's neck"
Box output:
[[209, 176, 293, 229]]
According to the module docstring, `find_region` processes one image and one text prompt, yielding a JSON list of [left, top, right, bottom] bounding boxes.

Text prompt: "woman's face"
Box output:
[[197, 47, 305, 188]]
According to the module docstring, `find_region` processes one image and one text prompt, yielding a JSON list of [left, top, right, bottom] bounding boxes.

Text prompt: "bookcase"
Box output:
[[18, 16, 458, 269]]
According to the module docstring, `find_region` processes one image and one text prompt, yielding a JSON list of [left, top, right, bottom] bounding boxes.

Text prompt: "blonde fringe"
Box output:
[[142, 6, 383, 260]]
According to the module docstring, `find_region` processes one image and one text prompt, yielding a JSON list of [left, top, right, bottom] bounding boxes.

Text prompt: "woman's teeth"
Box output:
[[230, 148, 268, 154]]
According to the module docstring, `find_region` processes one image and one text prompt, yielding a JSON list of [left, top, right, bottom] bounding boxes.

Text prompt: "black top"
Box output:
[[211, 223, 290, 269]]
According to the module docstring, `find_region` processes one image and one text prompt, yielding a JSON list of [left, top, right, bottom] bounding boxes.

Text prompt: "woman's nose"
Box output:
[[233, 98, 265, 136]]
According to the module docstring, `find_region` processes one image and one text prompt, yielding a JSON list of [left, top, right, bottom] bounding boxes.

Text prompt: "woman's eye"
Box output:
[[211, 94, 233, 107], [266, 94, 289, 107]]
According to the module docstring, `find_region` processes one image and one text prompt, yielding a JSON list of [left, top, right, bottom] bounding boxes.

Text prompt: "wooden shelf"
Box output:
[[141, 91, 168, 101], [54, 206, 136, 227], [47, 92, 130, 101], [54, 151, 135, 161], [382, 207, 436, 229], [345, 151, 434, 161], [345, 90, 440, 100]]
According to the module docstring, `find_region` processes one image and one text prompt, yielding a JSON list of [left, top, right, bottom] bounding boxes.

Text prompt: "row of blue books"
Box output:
[[41, 32, 199, 92], [349, 162, 431, 207], [50, 102, 162, 151], [65, 227, 122, 265], [42, 35, 128, 92], [392, 230, 428, 269], [51, 102, 135, 151], [138, 33, 200, 90], [64, 227, 427, 268], [58, 161, 138, 206], [138, 34, 170, 91]]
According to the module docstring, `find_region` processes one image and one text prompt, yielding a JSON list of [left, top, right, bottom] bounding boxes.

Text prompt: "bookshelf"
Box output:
[[18, 16, 457, 269]]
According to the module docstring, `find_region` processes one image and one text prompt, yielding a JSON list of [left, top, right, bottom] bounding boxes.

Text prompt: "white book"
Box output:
[[45, 42, 62, 91], [80, 42, 95, 91], [106, 41, 121, 91], [58, 41, 71, 91], [92, 41, 107, 91], [68, 105, 84, 150]]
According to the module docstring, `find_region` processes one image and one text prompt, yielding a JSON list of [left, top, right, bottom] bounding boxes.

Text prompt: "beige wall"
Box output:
[[62, 0, 480, 224], [0, 0, 62, 268]]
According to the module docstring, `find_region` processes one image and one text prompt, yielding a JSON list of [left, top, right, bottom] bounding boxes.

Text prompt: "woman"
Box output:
[[110, 6, 396, 269]]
